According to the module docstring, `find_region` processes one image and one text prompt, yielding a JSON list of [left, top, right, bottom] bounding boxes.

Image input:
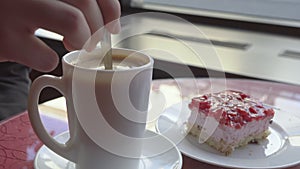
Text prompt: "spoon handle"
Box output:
[[102, 29, 112, 70]]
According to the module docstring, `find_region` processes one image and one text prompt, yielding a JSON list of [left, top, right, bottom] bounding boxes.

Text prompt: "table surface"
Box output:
[[1, 78, 300, 169]]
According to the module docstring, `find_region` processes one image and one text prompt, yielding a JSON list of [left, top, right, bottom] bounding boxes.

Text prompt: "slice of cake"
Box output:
[[187, 90, 275, 155]]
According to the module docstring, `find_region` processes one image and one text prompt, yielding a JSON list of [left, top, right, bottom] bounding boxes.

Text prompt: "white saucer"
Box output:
[[34, 130, 182, 169], [156, 102, 300, 169]]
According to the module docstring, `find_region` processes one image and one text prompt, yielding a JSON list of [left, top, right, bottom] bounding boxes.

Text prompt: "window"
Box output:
[[131, 0, 300, 27]]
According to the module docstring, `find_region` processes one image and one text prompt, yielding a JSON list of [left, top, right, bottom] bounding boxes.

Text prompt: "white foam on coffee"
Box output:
[[75, 59, 135, 70]]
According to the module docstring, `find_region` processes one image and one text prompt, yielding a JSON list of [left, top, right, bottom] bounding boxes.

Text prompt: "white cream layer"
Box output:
[[188, 109, 272, 145]]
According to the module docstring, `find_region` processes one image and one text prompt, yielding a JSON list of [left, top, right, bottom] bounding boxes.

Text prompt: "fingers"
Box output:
[[59, 0, 104, 51], [1, 31, 59, 72], [60, 0, 121, 50], [26, 0, 121, 50], [97, 0, 121, 24], [0, 0, 122, 72], [20, 36, 59, 72], [25, 0, 91, 50], [62, 0, 122, 34], [97, 0, 121, 34], [60, 0, 121, 34], [61, 0, 104, 34]]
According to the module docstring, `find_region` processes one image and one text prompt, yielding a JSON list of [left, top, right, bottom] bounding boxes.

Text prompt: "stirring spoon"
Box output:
[[102, 28, 112, 70]]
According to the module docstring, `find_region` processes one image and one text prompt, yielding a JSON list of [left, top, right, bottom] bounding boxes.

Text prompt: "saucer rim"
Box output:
[[34, 130, 183, 169]]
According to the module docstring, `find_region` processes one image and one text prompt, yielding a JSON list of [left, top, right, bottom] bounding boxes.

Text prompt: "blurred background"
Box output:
[[34, 0, 300, 102]]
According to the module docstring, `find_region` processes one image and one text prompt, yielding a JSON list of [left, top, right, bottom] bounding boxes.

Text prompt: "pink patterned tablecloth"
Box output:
[[0, 112, 67, 169]]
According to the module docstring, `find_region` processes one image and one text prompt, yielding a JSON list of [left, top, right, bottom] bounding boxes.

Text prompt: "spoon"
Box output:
[[102, 28, 112, 70]]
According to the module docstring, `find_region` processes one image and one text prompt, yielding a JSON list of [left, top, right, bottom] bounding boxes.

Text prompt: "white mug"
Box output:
[[28, 48, 154, 169]]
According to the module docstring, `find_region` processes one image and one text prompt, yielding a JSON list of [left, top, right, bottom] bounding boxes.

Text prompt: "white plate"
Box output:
[[34, 130, 182, 169], [156, 102, 300, 169]]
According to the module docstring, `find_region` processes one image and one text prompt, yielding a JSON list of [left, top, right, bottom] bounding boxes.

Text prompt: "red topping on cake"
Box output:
[[189, 90, 275, 129]]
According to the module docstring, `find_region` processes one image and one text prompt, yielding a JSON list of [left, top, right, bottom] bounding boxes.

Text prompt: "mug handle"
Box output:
[[28, 75, 76, 162]]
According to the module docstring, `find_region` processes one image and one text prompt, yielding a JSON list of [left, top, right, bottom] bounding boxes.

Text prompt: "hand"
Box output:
[[0, 0, 121, 72]]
